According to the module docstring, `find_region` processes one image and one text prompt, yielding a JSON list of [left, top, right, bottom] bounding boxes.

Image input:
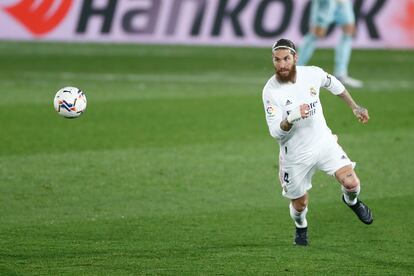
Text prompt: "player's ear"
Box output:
[[293, 53, 298, 63]]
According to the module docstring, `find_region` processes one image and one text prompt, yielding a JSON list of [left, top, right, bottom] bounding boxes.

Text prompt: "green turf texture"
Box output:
[[0, 41, 413, 275]]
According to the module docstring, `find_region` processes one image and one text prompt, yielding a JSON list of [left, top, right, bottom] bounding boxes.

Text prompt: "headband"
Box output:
[[272, 45, 296, 53]]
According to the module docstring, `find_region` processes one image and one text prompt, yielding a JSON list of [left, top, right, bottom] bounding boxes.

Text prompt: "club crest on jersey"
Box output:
[[310, 87, 317, 96]]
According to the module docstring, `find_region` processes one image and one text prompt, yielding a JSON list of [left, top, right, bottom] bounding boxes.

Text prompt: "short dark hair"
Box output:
[[272, 39, 296, 54]]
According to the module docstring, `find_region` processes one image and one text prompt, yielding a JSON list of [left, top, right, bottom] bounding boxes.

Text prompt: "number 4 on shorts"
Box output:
[[284, 172, 289, 183]]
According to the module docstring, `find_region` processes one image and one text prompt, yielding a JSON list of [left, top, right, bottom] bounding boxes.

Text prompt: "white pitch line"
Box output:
[[2, 71, 413, 91], [16, 71, 265, 85], [363, 80, 414, 91]]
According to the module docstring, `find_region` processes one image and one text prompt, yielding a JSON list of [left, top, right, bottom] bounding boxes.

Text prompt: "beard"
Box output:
[[276, 65, 297, 83]]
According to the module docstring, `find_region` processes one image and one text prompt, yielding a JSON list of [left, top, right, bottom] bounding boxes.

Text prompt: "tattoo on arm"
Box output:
[[338, 90, 358, 110]]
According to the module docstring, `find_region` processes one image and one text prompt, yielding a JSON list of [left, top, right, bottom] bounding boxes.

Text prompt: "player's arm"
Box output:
[[263, 99, 286, 139], [263, 89, 307, 138], [337, 90, 369, 124], [320, 70, 369, 124]]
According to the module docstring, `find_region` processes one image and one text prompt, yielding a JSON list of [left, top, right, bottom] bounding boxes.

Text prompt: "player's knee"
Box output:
[[311, 27, 326, 38], [292, 197, 308, 212], [342, 175, 360, 191], [293, 202, 307, 212], [336, 166, 360, 190], [342, 24, 355, 36]]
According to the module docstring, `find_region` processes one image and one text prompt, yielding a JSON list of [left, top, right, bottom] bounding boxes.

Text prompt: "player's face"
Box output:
[[272, 49, 297, 83]]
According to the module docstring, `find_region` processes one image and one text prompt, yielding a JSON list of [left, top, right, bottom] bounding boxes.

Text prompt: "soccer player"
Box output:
[[298, 0, 363, 88], [262, 38, 373, 246]]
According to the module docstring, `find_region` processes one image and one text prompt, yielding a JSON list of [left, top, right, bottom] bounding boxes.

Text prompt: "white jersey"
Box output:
[[262, 66, 345, 160]]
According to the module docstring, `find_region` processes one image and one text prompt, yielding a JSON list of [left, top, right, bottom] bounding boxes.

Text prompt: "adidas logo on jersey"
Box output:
[[285, 100, 292, 106]]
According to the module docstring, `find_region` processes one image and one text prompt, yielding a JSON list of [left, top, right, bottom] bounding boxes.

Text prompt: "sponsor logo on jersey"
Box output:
[[305, 100, 318, 116]]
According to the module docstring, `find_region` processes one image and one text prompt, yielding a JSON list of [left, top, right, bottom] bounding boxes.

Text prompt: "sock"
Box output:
[[289, 203, 308, 228], [334, 33, 353, 77], [298, 33, 317, 66], [342, 185, 360, 206]]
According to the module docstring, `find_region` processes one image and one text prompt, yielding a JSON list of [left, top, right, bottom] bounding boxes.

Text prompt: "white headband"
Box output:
[[272, 45, 296, 53]]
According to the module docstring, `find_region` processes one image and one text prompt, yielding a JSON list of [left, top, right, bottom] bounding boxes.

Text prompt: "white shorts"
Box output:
[[278, 139, 355, 199]]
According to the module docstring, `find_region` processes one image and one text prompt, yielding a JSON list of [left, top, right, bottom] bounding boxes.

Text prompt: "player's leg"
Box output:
[[335, 164, 360, 205], [291, 193, 309, 246], [334, 24, 354, 78], [279, 158, 315, 246], [297, 27, 323, 66], [335, 165, 373, 224], [290, 193, 309, 228], [317, 137, 373, 225], [288, 166, 316, 246], [298, 0, 335, 65], [333, 0, 363, 87]]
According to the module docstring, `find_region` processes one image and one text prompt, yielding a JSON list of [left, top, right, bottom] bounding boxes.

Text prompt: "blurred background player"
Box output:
[[298, 0, 363, 88]]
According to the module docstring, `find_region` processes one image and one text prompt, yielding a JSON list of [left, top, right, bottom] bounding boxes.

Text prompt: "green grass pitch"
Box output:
[[0, 41, 413, 274]]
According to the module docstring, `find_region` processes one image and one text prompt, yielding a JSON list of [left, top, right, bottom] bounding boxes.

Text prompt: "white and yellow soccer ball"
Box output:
[[53, 87, 87, 118]]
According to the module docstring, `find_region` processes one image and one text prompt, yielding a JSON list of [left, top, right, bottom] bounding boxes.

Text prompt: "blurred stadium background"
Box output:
[[0, 0, 413, 274]]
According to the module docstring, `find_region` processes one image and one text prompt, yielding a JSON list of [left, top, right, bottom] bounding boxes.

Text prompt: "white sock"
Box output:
[[342, 185, 360, 206], [289, 203, 308, 228]]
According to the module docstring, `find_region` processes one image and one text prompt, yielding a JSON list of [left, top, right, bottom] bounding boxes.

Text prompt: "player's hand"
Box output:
[[300, 104, 310, 118], [287, 104, 310, 123], [353, 106, 369, 124]]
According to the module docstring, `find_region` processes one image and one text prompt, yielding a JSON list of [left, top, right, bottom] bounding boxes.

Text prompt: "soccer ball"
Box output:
[[53, 87, 87, 118]]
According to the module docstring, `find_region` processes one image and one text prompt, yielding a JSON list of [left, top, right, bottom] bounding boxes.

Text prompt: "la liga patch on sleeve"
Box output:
[[266, 105, 276, 116]]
